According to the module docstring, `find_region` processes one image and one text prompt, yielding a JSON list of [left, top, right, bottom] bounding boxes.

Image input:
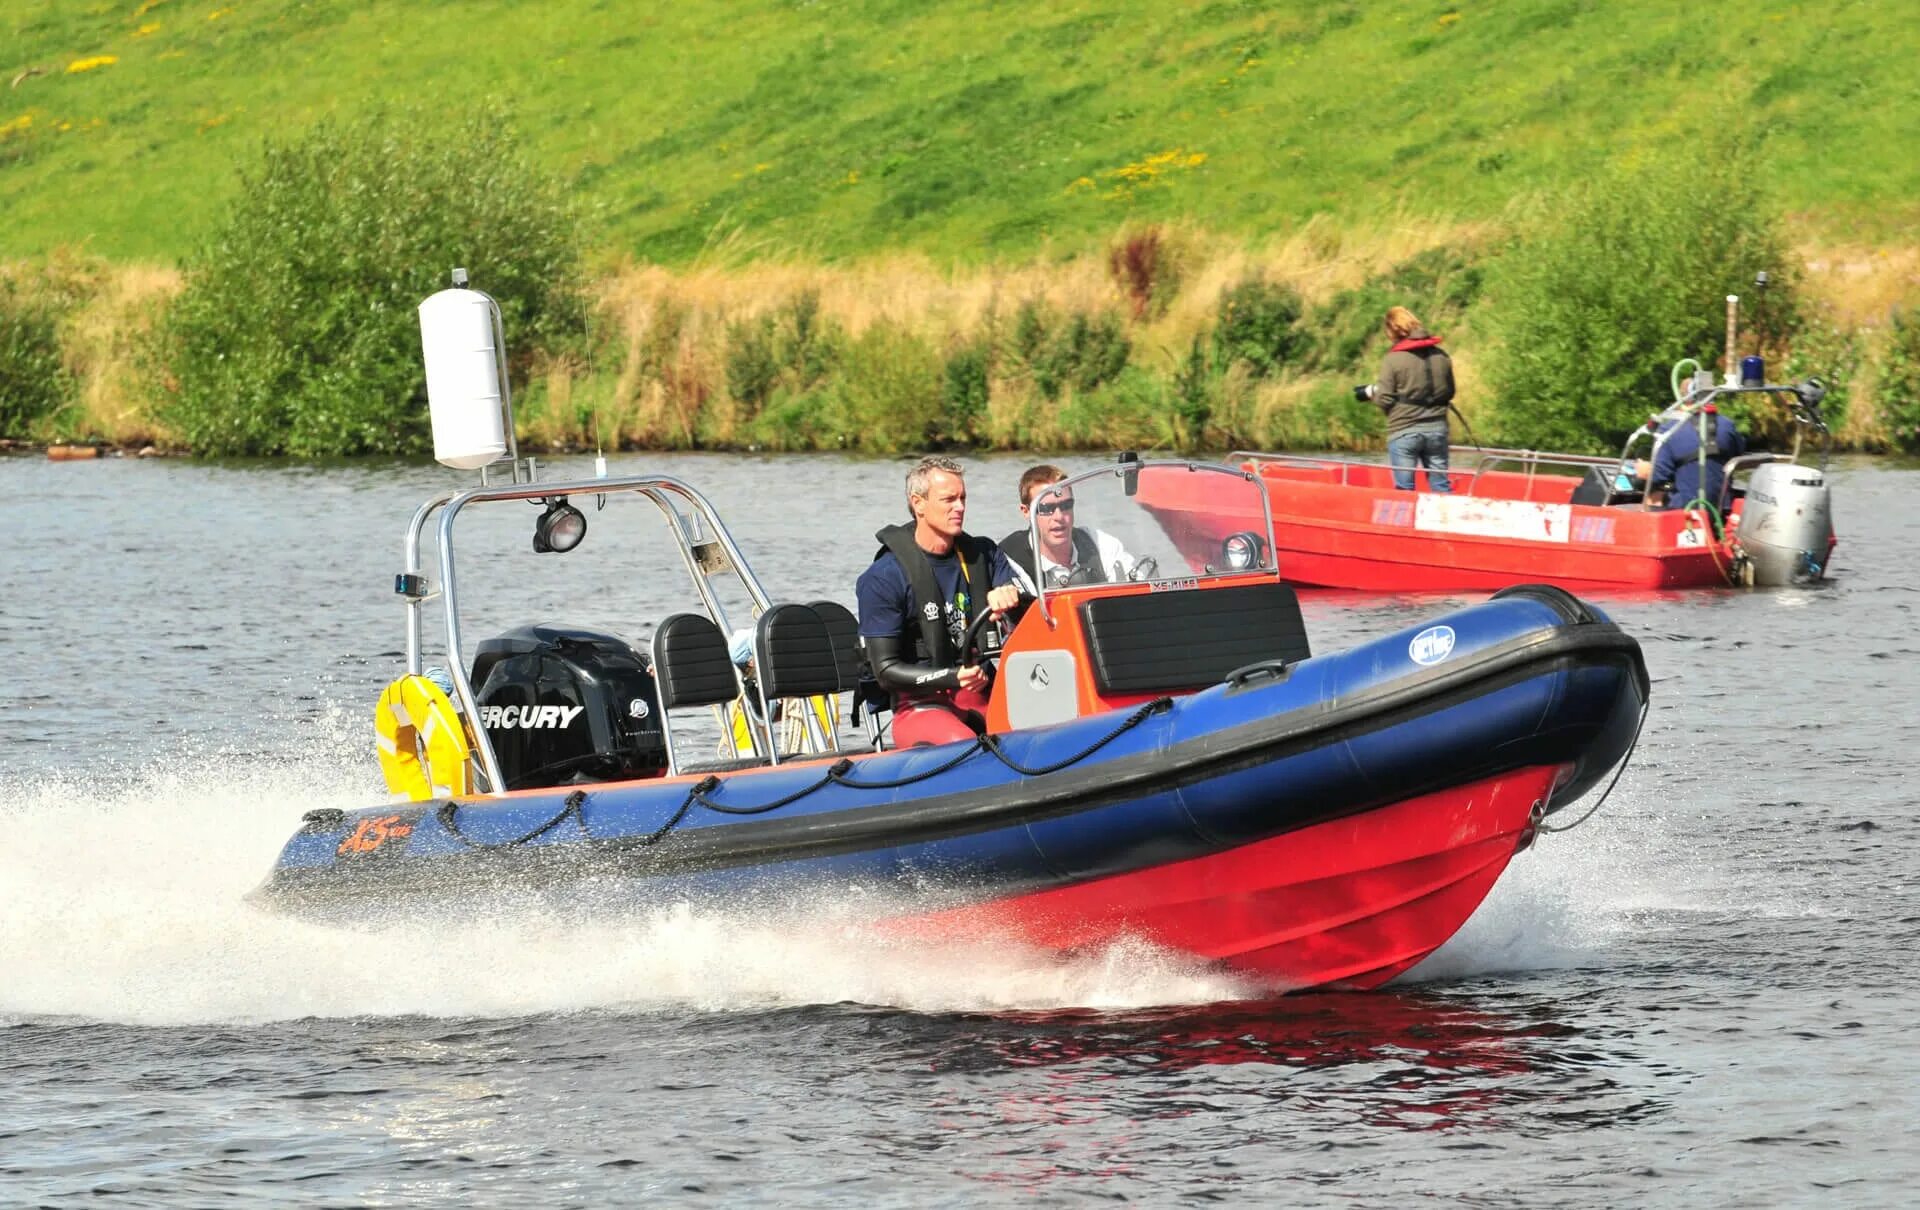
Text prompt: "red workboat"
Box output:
[[1139, 374, 1837, 593]]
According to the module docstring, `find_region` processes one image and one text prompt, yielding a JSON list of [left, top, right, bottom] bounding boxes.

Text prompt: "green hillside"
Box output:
[[4, 0, 1916, 263]]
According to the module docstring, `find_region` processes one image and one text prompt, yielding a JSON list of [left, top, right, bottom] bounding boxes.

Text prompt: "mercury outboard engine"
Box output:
[[469, 624, 668, 789], [1736, 462, 1833, 585]]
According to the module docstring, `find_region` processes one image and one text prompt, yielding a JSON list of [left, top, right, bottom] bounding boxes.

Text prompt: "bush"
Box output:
[[0, 275, 71, 438], [1777, 305, 1862, 441], [1008, 301, 1131, 401], [827, 320, 945, 451], [939, 336, 992, 444], [724, 290, 841, 422], [1482, 145, 1803, 452], [1170, 334, 1215, 443], [1212, 278, 1304, 378], [159, 109, 585, 457], [1059, 367, 1180, 450], [1877, 307, 1920, 453], [1299, 245, 1485, 373], [1247, 379, 1381, 452], [724, 314, 781, 414]]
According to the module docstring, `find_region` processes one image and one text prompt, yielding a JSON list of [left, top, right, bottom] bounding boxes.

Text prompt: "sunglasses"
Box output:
[[1033, 498, 1075, 517]]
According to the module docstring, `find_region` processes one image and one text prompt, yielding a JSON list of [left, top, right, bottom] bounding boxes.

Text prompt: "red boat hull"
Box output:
[[887, 765, 1557, 993]]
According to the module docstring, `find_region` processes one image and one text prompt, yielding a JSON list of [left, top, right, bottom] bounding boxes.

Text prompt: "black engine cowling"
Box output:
[[469, 624, 668, 790]]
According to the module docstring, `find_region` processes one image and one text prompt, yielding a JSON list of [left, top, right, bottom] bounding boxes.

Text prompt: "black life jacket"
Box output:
[[1390, 336, 1455, 410], [1409, 346, 1455, 409], [872, 523, 995, 665], [1000, 526, 1107, 588], [1697, 413, 1724, 461]]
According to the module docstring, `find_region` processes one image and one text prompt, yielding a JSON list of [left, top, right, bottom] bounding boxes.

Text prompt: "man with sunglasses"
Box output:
[[1000, 464, 1136, 593]]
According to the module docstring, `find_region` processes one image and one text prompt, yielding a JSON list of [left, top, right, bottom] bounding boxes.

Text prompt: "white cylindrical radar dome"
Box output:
[[418, 287, 508, 469]]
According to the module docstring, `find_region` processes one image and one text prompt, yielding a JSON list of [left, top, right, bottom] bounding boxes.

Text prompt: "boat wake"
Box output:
[[1405, 798, 1672, 985], [0, 718, 1694, 1026]]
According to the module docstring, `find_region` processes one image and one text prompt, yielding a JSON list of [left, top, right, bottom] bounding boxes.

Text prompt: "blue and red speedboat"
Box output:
[[257, 456, 1648, 993]]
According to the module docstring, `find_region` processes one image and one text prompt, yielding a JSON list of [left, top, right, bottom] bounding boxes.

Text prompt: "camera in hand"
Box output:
[[1352, 383, 1377, 402]]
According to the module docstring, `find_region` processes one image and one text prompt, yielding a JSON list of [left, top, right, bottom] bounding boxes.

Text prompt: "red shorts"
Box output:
[[892, 686, 991, 748]]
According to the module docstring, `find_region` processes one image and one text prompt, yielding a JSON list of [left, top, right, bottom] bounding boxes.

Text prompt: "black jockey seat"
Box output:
[[651, 611, 761, 776], [752, 604, 846, 764], [808, 600, 865, 693], [811, 598, 891, 751]]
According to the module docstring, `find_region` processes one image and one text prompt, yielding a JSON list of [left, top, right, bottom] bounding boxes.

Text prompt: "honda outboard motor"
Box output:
[[470, 624, 667, 789], [1737, 462, 1833, 585]]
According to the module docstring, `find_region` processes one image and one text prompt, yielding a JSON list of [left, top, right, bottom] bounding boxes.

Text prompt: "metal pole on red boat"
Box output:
[[1723, 294, 1739, 385]]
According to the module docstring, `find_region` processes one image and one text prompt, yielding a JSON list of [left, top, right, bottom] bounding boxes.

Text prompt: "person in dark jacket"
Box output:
[[1358, 305, 1455, 492], [1650, 404, 1746, 512], [855, 455, 1022, 746]]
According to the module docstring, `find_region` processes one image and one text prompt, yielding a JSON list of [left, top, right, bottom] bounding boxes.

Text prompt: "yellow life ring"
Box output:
[[374, 675, 474, 801]]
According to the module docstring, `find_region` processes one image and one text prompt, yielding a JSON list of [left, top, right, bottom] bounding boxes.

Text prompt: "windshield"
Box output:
[[1013, 460, 1276, 600]]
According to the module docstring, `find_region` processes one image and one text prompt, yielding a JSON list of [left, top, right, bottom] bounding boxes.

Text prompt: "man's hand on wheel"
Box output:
[[986, 584, 1022, 617], [956, 664, 988, 692]]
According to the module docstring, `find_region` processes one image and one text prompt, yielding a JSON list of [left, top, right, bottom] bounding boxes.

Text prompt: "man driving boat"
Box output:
[[1648, 403, 1747, 512], [1000, 464, 1137, 592], [856, 456, 1023, 746]]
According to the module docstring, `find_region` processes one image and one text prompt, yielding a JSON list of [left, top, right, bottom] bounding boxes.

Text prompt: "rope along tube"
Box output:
[[436, 789, 590, 850], [1537, 699, 1650, 835], [433, 695, 1175, 852], [978, 696, 1172, 776]]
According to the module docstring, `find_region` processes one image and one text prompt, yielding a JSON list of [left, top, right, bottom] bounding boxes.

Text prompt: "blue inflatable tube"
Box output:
[[256, 586, 1647, 914]]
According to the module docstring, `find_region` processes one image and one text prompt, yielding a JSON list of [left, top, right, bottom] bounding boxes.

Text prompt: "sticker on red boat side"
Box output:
[[1370, 498, 1415, 527], [1409, 625, 1456, 665], [1415, 494, 1571, 543], [1571, 515, 1617, 544]]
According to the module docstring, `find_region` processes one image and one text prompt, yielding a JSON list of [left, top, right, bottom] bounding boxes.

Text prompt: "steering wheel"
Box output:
[[1127, 555, 1159, 583], [959, 607, 1009, 671]]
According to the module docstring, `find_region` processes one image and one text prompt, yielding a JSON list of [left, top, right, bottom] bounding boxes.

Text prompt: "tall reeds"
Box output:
[[9, 218, 1917, 455]]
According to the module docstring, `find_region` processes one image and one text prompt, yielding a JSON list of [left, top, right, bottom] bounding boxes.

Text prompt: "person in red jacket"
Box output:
[[1356, 305, 1456, 492]]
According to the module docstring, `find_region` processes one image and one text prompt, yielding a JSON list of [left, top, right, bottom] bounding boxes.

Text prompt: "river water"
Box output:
[[2, 451, 1916, 1206]]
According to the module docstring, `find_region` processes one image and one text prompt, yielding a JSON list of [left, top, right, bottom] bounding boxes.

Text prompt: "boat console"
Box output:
[[381, 455, 1303, 801]]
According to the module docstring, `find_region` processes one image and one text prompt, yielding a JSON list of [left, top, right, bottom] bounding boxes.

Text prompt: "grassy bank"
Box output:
[[6, 1, 1920, 263], [11, 225, 1915, 454], [7, 3, 1920, 453]]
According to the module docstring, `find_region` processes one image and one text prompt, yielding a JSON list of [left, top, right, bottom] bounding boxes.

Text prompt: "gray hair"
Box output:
[[905, 455, 965, 503]]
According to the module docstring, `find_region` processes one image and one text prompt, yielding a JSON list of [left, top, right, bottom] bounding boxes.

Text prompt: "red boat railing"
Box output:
[[1457, 447, 1616, 501]]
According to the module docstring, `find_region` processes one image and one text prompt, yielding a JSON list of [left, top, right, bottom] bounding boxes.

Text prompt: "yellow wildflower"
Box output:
[[134, 22, 161, 37], [67, 55, 120, 74], [1068, 148, 1206, 201], [0, 113, 33, 138]]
